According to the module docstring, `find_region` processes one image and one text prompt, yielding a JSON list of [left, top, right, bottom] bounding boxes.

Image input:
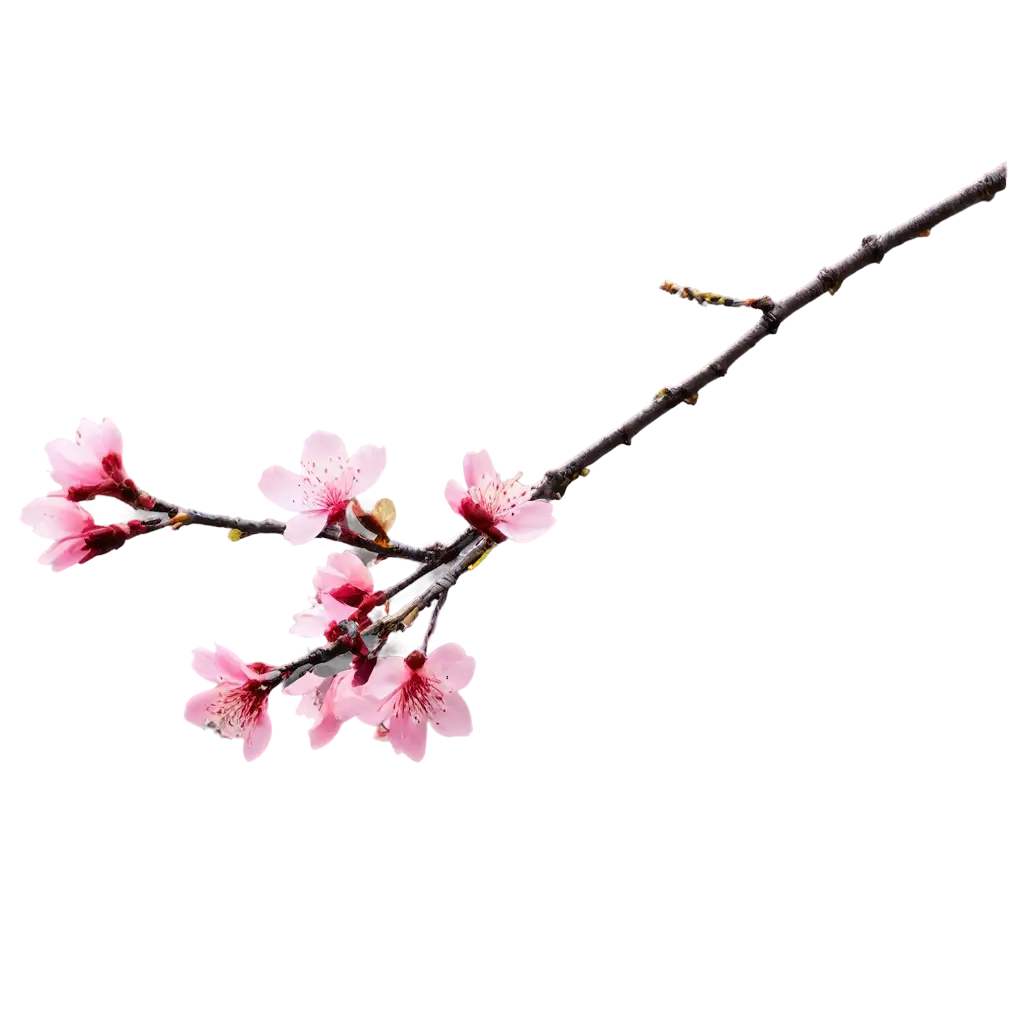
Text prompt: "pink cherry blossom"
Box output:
[[313, 552, 378, 606], [285, 669, 373, 750], [258, 431, 386, 545], [21, 496, 147, 571], [445, 450, 554, 542], [313, 550, 375, 613], [184, 645, 277, 761], [44, 417, 153, 508], [359, 644, 475, 762]]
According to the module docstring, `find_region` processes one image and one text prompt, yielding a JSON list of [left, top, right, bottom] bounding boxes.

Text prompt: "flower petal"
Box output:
[[284, 670, 321, 696], [343, 445, 386, 498], [70, 417, 122, 462], [313, 548, 378, 598], [21, 497, 93, 538], [278, 684, 321, 724], [290, 609, 329, 637], [334, 688, 373, 724], [184, 687, 222, 727], [321, 593, 351, 621], [358, 656, 408, 701], [40, 538, 87, 571], [430, 690, 473, 737], [308, 713, 343, 750], [45, 439, 108, 487], [463, 450, 497, 488], [258, 466, 305, 510], [444, 479, 468, 515], [301, 431, 348, 466], [284, 510, 330, 545], [184, 638, 249, 688], [389, 712, 428, 762], [243, 708, 272, 761], [495, 499, 555, 542], [425, 643, 476, 692]]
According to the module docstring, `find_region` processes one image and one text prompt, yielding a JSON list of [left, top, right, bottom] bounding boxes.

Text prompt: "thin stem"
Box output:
[[421, 591, 448, 653], [147, 497, 475, 564]]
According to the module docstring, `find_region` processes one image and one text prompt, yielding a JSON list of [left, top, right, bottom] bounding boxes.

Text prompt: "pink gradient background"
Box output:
[[2, 14, 1024, 1024]]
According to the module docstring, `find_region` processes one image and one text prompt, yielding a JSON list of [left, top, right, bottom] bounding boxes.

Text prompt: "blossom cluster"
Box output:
[[22, 419, 555, 762]]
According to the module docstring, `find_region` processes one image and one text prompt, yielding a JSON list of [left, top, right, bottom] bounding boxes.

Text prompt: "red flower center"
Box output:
[[459, 497, 507, 542], [393, 670, 444, 725], [327, 501, 352, 528], [206, 684, 270, 741], [329, 582, 367, 607]]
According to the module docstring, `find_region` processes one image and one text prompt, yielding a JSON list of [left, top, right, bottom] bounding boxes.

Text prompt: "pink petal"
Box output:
[[258, 466, 305, 510], [332, 673, 372, 721], [321, 593, 351, 621], [21, 497, 93, 538], [321, 673, 344, 702], [187, 638, 252, 688], [343, 445, 386, 498], [184, 687, 222, 726], [46, 437, 92, 469], [278, 679, 321, 729], [444, 479, 468, 515], [284, 670, 321, 696], [45, 439, 107, 487], [301, 430, 348, 465], [495, 499, 555, 542], [425, 643, 476, 692], [319, 673, 341, 702], [40, 538, 87, 571], [334, 690, 372, 723], [243, 708, 272, 761], [325, 550, 374, 593], [389, 712, 428, 762], [463, 450, 498, 488], [290, 610, 328, 637], [284, 510, 330, 545], [298, 672, 353, 729], [430, 690, 473, 737], [72, 417, 122, 462], [358, 657, 408, 701], [308, 713, 343, 750]]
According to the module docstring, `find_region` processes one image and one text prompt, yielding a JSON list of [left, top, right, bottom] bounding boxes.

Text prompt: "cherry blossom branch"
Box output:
[[146, 494, 476, 564], [262, 161, 1007, 688], [41, 162, 991, 598], [23, 161, 1008, 764]]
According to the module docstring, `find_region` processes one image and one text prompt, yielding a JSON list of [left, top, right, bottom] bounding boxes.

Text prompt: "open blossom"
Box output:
[[21, 496, 146, 571], [359, 644, 475, 762], [184, 645, 277, 761], [445, 450, 554, 542], [44, 417, 152, 508], [258, 430, 386, 545], [285, 669, 373, 750]]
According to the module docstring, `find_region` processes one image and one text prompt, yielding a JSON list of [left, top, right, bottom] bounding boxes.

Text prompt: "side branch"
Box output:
[[148, 496, 476, 564]]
